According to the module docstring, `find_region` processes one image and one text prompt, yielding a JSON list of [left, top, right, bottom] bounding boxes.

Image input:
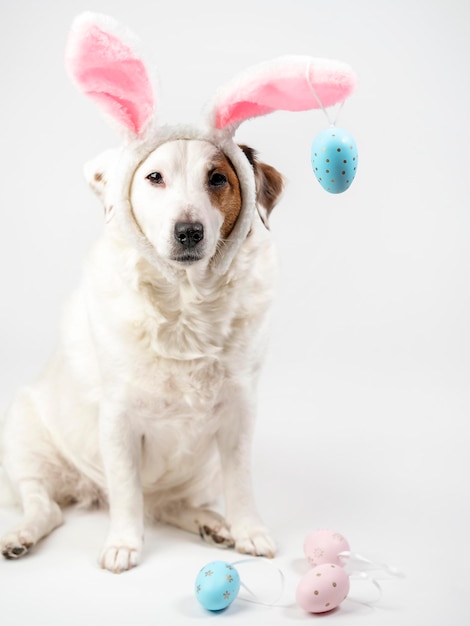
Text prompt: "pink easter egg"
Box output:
[[296, 563, 350, 614], [304, 528, 350, 567]]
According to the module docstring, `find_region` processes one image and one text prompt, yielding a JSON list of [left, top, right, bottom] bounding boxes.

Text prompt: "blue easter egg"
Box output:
[[311, 127, 358, 193], [195, 560, 241, 612]]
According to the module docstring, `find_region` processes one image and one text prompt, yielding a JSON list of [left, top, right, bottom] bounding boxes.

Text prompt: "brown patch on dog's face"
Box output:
[[206, 151, 242, 239]]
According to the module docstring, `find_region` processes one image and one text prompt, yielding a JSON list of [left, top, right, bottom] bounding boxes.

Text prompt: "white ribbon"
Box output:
[[305, 60, 345, 127], [230, 558, 286, 607], [339, 550, 405, 605], [226, 551, 404, 611]]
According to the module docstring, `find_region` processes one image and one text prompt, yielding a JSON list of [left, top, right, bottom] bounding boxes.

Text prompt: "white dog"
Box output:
[[1, 138, 282, 573], [0, 14, 356, 572]]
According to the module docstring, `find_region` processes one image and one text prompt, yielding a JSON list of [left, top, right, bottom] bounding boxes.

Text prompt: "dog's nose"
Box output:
[[174, 222, 204, 249]]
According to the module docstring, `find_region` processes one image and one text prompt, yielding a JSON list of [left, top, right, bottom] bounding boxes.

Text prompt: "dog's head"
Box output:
[[86, 140, 284, 268], [67, 12, 355, 277]]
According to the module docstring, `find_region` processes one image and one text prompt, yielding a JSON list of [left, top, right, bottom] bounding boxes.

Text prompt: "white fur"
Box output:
[[0, 139, 277, 572]]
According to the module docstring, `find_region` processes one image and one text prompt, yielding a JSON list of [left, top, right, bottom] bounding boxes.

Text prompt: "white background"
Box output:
[[0, 0, 469, 624]]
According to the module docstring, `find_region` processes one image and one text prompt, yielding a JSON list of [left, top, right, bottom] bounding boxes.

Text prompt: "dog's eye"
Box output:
[[146, 172, 164, 185], [209, 172, 228, 188]]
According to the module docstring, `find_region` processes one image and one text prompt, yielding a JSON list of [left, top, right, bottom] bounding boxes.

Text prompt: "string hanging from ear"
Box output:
[[306, 61, 358, 194], [306, 62, 345, 128]]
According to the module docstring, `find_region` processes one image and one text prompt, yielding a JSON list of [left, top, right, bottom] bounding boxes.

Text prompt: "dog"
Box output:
[[0, 137, 283, 573], [0, 13, 356, 573]]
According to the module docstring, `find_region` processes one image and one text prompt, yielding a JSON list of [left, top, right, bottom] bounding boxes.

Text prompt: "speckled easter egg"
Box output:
[[311, 127, 358, 193], [195, 561, 241, 611], [296, 563, 350, 614], [304, 529, 350, 567]]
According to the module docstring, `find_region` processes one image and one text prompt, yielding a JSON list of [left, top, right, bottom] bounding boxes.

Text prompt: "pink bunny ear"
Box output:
[[65, 13, 155, 136], [210, 56, 357, 131]]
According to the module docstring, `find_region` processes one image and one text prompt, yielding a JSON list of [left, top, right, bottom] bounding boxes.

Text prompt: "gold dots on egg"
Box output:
[[316, 572, 322, 577], [326, 169, 330, 173], [326, 602, 331, 608], [336, 148, 341, 152], [342, 171, 346, 175], [314, 590, 319, 596], [332, 582, 337, 587]]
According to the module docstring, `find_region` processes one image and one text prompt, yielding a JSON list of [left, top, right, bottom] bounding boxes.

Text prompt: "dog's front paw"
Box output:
[[231, 521, 277, 559], [196, 510, 235, 549], [1, 528, 35, 560], [99, 536, 142, 573]]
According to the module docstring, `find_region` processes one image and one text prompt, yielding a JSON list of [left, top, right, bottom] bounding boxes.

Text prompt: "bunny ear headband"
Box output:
[[66, 12, 357, 278]]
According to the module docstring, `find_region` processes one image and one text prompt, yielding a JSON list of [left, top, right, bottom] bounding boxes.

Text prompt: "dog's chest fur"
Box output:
[[60, 223, 274, 488]]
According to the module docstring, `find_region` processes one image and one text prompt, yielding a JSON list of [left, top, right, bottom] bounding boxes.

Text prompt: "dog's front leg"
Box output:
[[98, 402, 144, 573], [217, 382, 276, 558]]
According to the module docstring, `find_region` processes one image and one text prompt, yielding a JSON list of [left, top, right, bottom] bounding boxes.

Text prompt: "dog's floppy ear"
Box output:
[[83, 148, 120, 221], [83, 149, 113, 198], [65, 12, 155, 137], [207, 56, 356, 133], [239, 145, 284, 229]]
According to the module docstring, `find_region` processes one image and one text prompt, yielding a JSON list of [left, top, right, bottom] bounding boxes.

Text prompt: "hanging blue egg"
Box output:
[[311, 127, 358, 194], [195, 560, 241, 612]]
